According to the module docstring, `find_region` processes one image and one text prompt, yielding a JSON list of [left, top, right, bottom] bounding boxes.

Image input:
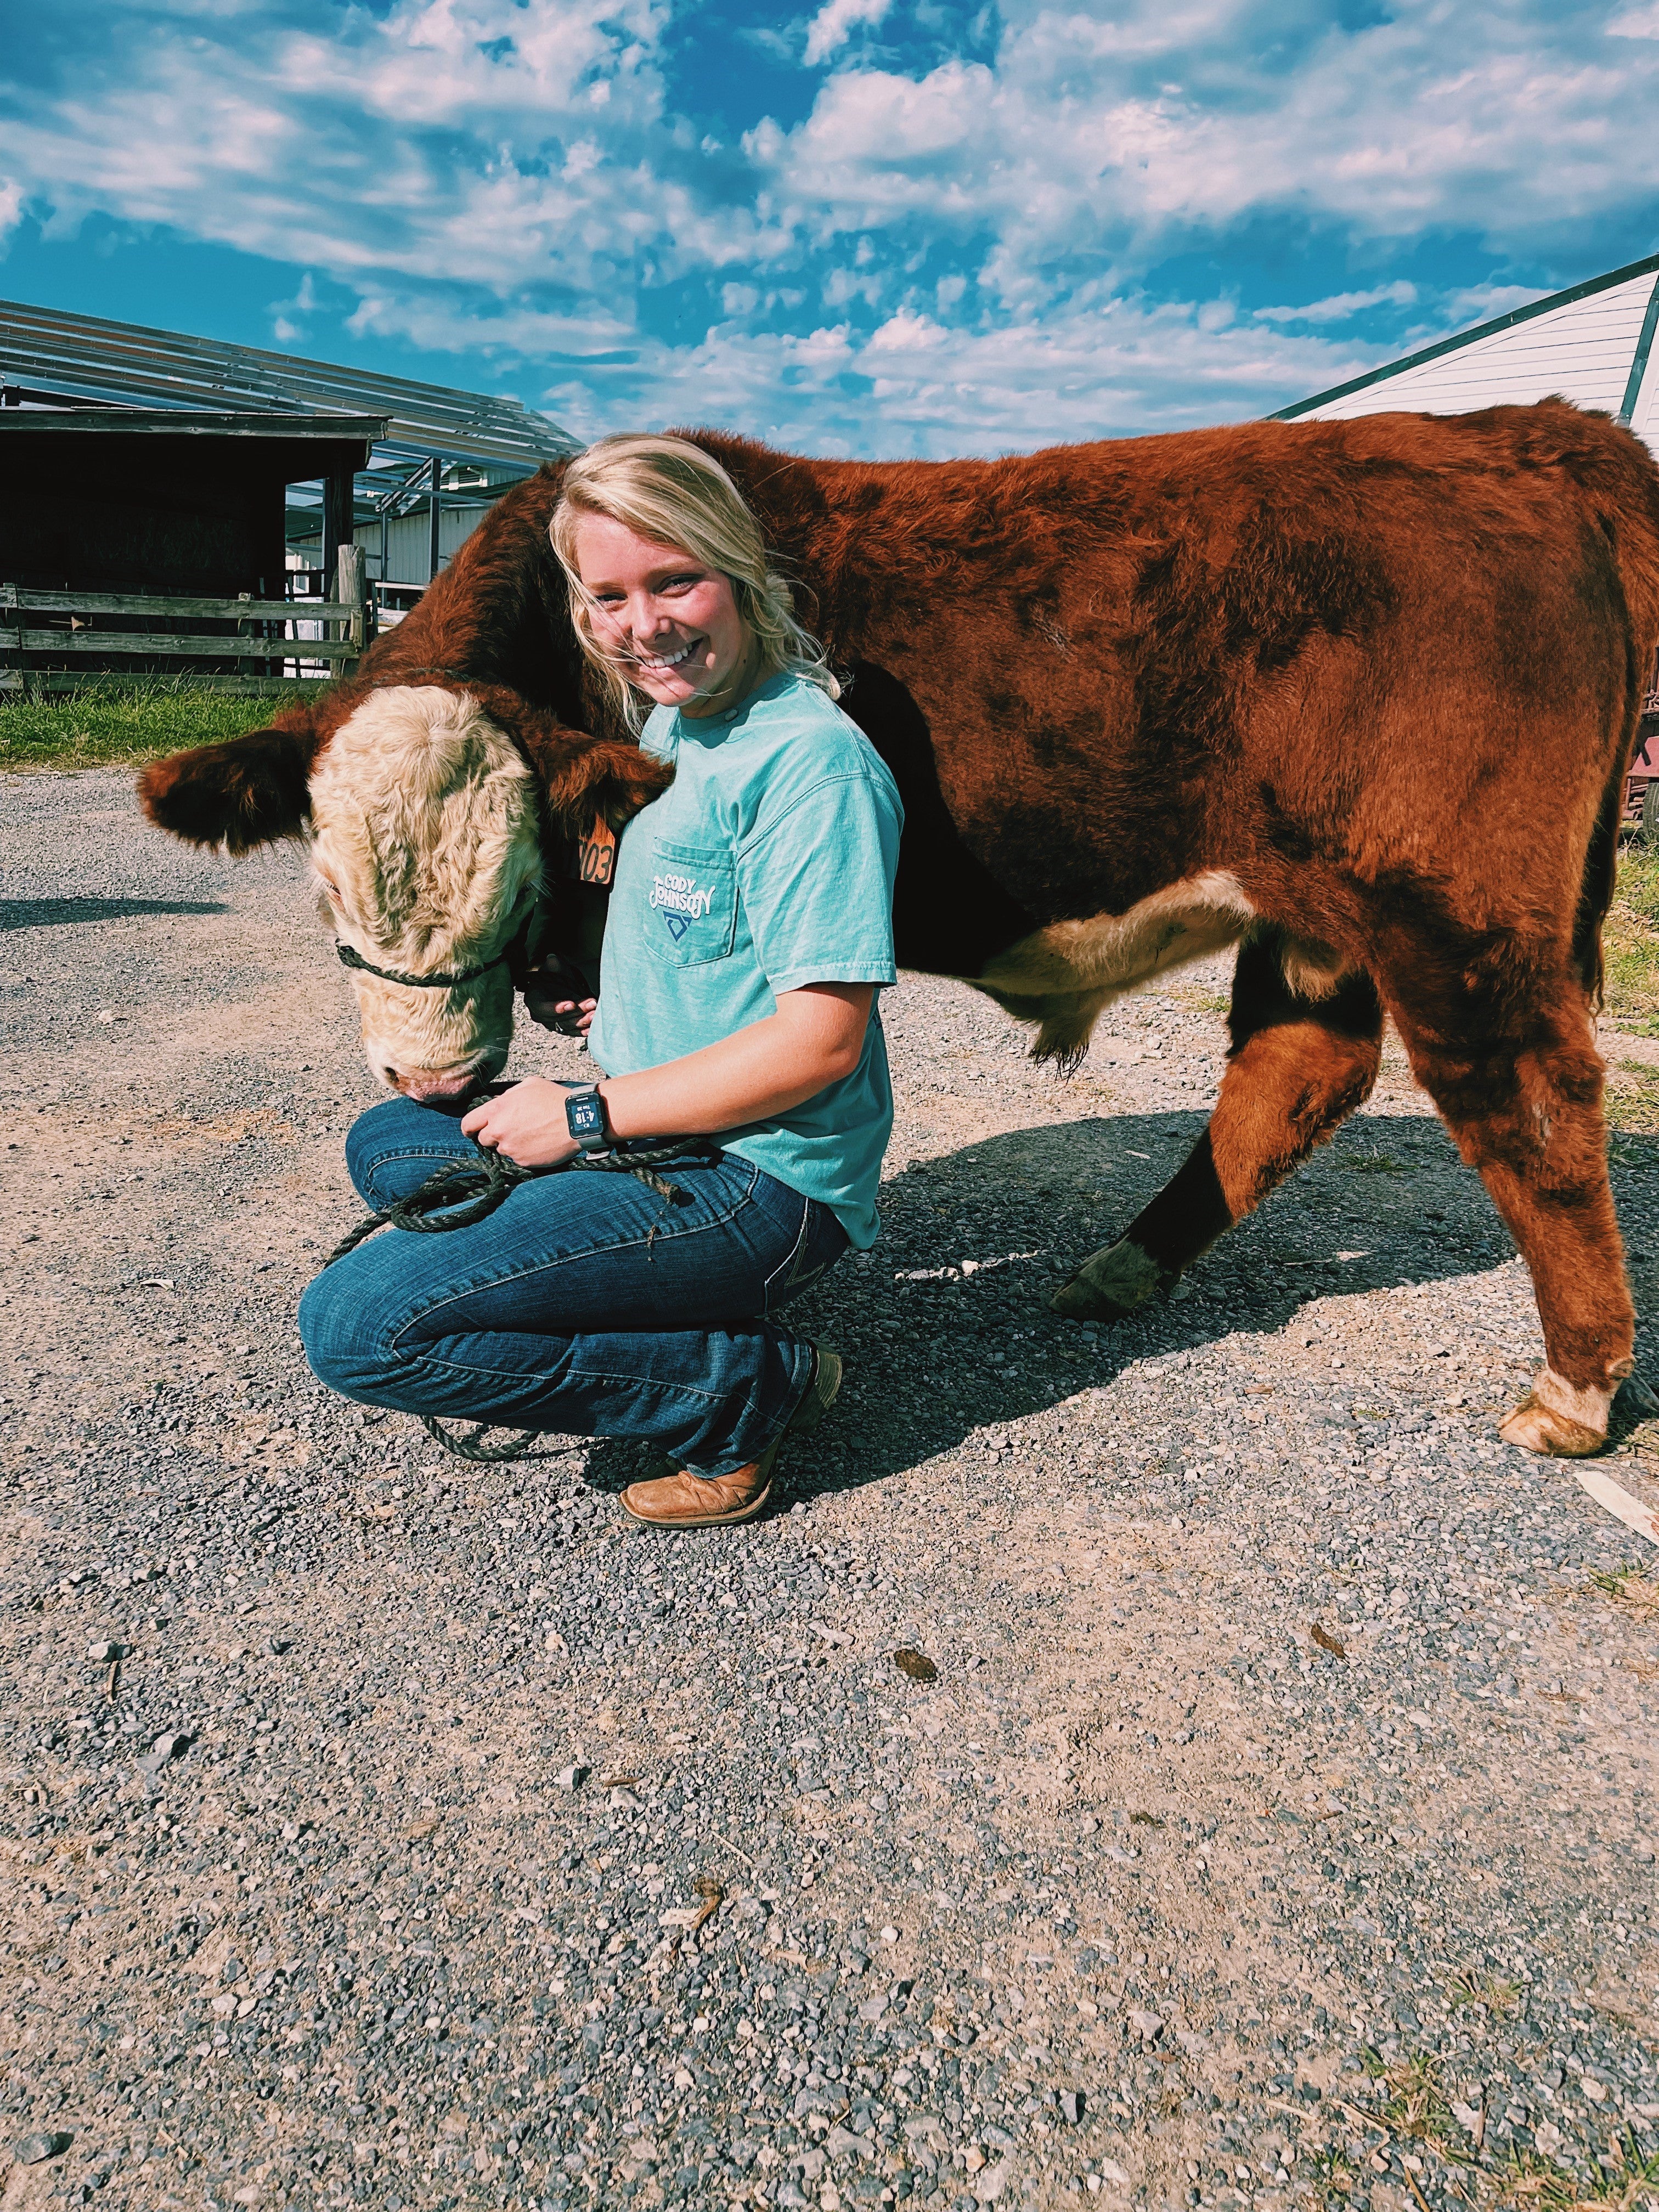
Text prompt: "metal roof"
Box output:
[[0, 297, 578, 470], [0, 407, 387, 444], [1272, 251, 1659, 450]]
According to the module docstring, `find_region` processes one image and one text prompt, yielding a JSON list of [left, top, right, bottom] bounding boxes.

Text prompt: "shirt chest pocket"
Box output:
[[644, 838, 738, 967]]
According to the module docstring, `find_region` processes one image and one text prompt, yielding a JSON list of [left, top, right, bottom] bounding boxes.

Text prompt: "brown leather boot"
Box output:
[[621, 1346, 842, 1529]]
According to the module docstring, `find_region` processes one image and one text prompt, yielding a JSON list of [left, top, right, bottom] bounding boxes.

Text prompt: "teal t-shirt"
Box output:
[[588, 673, 904, 1249]]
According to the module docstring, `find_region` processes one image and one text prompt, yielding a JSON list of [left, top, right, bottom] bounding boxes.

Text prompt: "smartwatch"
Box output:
[[564, 1083, 610, 1155]]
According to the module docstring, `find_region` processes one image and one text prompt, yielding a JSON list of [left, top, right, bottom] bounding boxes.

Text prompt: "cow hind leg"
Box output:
[[1053, 930, 1384, 1319], [1381, 960, 1632, 1458]]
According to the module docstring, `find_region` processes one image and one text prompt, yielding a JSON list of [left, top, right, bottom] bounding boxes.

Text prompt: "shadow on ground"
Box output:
[[588, 1105, 1560, 1498], [0, 895, 228, 930]]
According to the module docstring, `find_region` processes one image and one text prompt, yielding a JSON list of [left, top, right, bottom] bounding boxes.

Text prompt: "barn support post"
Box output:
[[428, 455, 444, 583], [320, 465, 354, 597], [337, 544, 366, 672]]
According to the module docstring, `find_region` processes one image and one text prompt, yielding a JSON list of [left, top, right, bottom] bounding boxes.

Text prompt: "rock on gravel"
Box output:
[[4, 769, 1659, 2212]]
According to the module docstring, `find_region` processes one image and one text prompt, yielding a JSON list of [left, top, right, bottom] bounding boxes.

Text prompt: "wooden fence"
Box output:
[[0, 546, 371, 695]]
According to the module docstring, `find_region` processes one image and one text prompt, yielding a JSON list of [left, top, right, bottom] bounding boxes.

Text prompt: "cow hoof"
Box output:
[[1498, 1368, 1612, 1458], [1052, 1237, 1170, 1321]]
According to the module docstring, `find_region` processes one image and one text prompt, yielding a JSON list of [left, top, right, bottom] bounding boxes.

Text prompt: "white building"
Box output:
[[1274, 252, 1659, 458]]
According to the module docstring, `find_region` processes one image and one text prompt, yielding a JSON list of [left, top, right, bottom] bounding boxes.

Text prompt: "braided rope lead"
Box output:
[[319, 1136, 724, 1464], [323, 1147, 537, 1265]]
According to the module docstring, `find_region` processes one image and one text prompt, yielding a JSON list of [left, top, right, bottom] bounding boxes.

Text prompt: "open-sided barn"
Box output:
[[0, 299, 578, 597]]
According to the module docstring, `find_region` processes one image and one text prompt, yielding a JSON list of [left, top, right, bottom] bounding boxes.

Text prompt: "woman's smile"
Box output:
[[634, 636, 699, 671]]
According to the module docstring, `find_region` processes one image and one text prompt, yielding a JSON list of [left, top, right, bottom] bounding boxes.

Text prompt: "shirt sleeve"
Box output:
[[737, 770, 902, 995]]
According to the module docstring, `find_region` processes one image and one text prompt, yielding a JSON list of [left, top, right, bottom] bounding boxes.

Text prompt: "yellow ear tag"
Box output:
[[572, 818, 617, 887]]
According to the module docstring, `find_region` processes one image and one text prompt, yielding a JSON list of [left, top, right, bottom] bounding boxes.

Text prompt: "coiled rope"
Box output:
[[320, 1136, 722, 1464]]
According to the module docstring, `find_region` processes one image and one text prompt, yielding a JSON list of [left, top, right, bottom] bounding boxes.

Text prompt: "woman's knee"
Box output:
[[343, 1094, 470, 1205], [297, 1265, 402, 1402]]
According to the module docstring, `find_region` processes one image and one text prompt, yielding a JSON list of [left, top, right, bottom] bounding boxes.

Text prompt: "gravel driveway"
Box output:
[[4, 768, 1659, 2212]]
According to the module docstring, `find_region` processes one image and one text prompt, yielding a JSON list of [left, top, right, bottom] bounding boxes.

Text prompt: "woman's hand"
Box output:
[[522, 952, 598, 1037], [460, 1078, 581, 1167]]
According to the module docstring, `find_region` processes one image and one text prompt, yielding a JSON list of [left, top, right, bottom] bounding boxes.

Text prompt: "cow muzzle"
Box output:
[[390, 1060, 500, 1105], [337, 908, 543, 1103], [350, 965, 517, 1105]]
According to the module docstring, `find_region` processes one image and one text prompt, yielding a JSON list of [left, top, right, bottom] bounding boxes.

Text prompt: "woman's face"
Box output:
[[572, 512, 753, 718]]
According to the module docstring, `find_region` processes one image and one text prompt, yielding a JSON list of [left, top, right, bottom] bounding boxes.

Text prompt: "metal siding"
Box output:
[[288, 502, 488, 583], [382, 504, 487, 583], [1305, 271, 1658, 425]]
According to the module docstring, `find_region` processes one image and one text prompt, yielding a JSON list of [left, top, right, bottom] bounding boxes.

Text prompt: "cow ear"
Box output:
[[137, 725, 318, 855], [538, 735, 673, 834]]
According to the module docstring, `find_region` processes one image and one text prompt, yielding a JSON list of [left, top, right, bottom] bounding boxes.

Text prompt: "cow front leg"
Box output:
[[1383, 975, 1632, 1458], [1053, 933, 1383, 1319]]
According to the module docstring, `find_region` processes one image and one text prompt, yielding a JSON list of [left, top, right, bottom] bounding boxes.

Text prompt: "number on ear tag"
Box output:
[[572, 818, 617, 887]]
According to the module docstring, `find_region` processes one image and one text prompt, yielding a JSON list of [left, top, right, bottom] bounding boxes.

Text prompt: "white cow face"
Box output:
[[307, 686, 543, 1100]]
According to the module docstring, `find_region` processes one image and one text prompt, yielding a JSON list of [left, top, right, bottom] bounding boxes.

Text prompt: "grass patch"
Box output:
[[1607, 838, 1659, 1037], [1608, 1063, 1659, 1145], [0, 679, 284, 772], [1590, 1566, 1659, 1622], [1498, 2126, 1659, 2212], [1607, 1060, 1659, 1167], [1341, 2044, 1659, 2212], [1367, 2051, 1472, 2160], [1443, 1968, 1521, 2015]]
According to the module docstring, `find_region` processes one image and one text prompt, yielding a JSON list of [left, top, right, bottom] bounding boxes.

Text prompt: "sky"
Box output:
[[3, 0, 1658, 458]]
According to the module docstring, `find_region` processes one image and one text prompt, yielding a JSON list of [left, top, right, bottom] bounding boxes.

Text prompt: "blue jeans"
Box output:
[[297, 1097, 849, 1477]]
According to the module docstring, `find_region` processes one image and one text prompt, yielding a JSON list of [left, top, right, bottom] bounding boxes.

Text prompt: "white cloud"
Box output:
[[0, 0, 693, 296], [757, 0, 1659, 273], [0, 177, 24, 251], [1255, 283, 1419, 325], [268, 270, 318, 345], [537, 290, 1386, 456], [1432, 282, 1550, 328], [2, 0, 1656, 454], [804, 0, 893, 68], [344, 290, 637, 358]]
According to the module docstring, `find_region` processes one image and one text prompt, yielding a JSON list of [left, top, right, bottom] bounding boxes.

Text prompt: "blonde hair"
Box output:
[[550, 433, 840, 731]]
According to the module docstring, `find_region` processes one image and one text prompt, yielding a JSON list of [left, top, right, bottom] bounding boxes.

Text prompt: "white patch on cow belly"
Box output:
[[979, 871, 1256, 998], [973, 871, 1256, 1068]]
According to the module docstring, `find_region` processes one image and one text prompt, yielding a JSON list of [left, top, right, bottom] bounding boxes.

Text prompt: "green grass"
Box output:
[[1607, 1063, 1659, 1142], [0, 679, 284, 772], [1607, 838, 1659, 1036]]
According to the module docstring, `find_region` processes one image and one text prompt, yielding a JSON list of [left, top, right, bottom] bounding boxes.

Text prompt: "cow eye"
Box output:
[[317, 877, 342, 902]]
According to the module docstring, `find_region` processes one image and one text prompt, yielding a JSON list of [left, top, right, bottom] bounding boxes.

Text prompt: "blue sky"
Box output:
[[3, 0, 1658, 457]]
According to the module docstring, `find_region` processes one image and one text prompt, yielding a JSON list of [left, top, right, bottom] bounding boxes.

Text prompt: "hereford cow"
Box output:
[[138, 403, 1659, 1462]]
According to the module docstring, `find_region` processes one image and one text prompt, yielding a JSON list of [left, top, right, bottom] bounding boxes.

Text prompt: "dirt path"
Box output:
[[4, 768, 1659, 2212]]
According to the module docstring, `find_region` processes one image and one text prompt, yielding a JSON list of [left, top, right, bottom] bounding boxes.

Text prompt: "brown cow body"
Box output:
[[140, 402, 1659, 1457]]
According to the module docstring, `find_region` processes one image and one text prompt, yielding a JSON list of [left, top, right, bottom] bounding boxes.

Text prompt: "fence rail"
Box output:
[[7, 628, 363, 660], [0, 585, 363, 623], [0, 546, 369, 694]]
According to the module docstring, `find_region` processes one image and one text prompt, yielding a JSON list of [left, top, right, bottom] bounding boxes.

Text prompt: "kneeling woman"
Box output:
[[298, 435, 903, 1527]]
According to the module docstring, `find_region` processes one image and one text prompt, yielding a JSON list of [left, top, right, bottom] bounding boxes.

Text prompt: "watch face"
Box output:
[[568, 1093, 605, 1138]]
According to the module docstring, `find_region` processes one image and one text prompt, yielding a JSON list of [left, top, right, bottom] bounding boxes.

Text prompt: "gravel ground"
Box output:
[[4, 768, 1659, 2212]]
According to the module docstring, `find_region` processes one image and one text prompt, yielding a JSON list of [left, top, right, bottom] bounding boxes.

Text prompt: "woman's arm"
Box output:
[[460, 981, 874, 1166]]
